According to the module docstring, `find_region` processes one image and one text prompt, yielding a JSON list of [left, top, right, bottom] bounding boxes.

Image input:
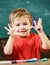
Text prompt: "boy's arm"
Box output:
[[4, 24, 16, 55], [37, 18, 50, 49], [4, 36, 14, 55], [32, 18, 50, 49], [38, 30, 50, 49]]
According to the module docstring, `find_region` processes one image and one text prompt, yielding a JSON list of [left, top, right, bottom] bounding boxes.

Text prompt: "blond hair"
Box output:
[[9, 8, 32, 25]]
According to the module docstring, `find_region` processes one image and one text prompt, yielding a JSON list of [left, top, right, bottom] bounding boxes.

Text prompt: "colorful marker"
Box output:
[[41, 58, 48, 62], [32, 16, 37, 26], [32, 16, 41, 31]]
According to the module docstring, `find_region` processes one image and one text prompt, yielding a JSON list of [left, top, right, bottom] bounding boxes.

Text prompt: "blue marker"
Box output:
[[26, 58, 38, 62], [26, 59, 38, 62]]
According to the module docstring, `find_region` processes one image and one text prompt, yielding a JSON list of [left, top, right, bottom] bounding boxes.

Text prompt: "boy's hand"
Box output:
[[35, 18, 43, 32], [31, 18, 43, 33], [4, 24, 17, 38]]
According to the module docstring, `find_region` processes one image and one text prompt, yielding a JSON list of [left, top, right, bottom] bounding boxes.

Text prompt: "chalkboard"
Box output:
[[0, 0, 50, 38]]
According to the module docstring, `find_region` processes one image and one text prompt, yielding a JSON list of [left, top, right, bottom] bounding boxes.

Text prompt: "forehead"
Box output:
[[14, 15, 30, 22]]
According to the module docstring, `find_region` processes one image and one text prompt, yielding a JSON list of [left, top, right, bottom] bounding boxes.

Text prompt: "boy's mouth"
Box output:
[[18, 29, 27, 32]]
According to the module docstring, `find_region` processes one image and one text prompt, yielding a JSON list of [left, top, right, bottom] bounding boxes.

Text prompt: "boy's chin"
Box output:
[[19, 33, 30, 37], [18, 34, 28, 37], [19, 35, 27, 37], [17, 32, 30, 37]]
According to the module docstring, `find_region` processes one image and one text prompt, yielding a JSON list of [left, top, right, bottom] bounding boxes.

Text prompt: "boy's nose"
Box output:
[[20, 24, 24, 28]]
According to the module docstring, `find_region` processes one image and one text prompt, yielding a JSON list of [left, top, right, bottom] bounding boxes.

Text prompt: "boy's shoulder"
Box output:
[[30, 33, 40, 39], [31, 33, 39, 37]]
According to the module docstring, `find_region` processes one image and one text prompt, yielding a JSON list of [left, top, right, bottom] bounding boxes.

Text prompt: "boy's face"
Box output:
[[12, 15, 31, 37]]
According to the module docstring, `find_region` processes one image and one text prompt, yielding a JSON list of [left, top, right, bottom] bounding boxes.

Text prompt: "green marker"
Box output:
[[41, 58, 48, 61]]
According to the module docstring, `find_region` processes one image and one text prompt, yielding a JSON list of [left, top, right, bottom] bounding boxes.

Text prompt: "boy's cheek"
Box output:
[[25, 26, 31, 32], [25, 25, 31, 29]]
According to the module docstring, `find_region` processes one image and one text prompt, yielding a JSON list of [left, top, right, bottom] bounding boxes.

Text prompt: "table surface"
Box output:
[[0, 59, 50, 65]]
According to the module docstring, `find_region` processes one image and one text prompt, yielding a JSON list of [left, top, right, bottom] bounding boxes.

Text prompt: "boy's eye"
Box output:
[[23, 22, 27, 25], [16, 24, 20, 26]]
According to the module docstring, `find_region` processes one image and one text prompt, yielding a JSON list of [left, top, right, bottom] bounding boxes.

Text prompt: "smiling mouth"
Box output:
[[19, 29, 27, 32]]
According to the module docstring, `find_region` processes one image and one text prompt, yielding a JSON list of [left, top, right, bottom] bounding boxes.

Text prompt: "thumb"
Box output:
[[30, 26, 35, 29]]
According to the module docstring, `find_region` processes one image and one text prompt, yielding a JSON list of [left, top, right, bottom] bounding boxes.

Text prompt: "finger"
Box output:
[[31, 26, 35, 29], [38, 18, 42, 25], [31, 26, 37, 31], [4, 26, 9, 31], [8, 24, 11, 29], [7, 32, 9, 34]]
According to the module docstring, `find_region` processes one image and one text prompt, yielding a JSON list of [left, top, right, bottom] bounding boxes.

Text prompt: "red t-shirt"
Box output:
[[7, 33, 48, 60]]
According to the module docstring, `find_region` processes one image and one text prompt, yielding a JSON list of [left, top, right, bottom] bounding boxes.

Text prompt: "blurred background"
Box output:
[[0, 0, 50, 60]]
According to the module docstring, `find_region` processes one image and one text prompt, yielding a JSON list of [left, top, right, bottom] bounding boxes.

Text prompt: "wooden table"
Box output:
[[0, 59, 50, 65]]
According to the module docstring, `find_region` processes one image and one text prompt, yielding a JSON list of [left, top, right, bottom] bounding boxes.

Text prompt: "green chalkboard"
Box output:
[[0, 0, 50, 38]]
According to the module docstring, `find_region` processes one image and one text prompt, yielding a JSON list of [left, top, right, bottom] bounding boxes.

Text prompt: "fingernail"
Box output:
[[39, 17, 40, 19]]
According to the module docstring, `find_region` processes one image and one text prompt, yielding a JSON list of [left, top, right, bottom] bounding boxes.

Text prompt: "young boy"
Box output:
[[4, 8, 50, 60]]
